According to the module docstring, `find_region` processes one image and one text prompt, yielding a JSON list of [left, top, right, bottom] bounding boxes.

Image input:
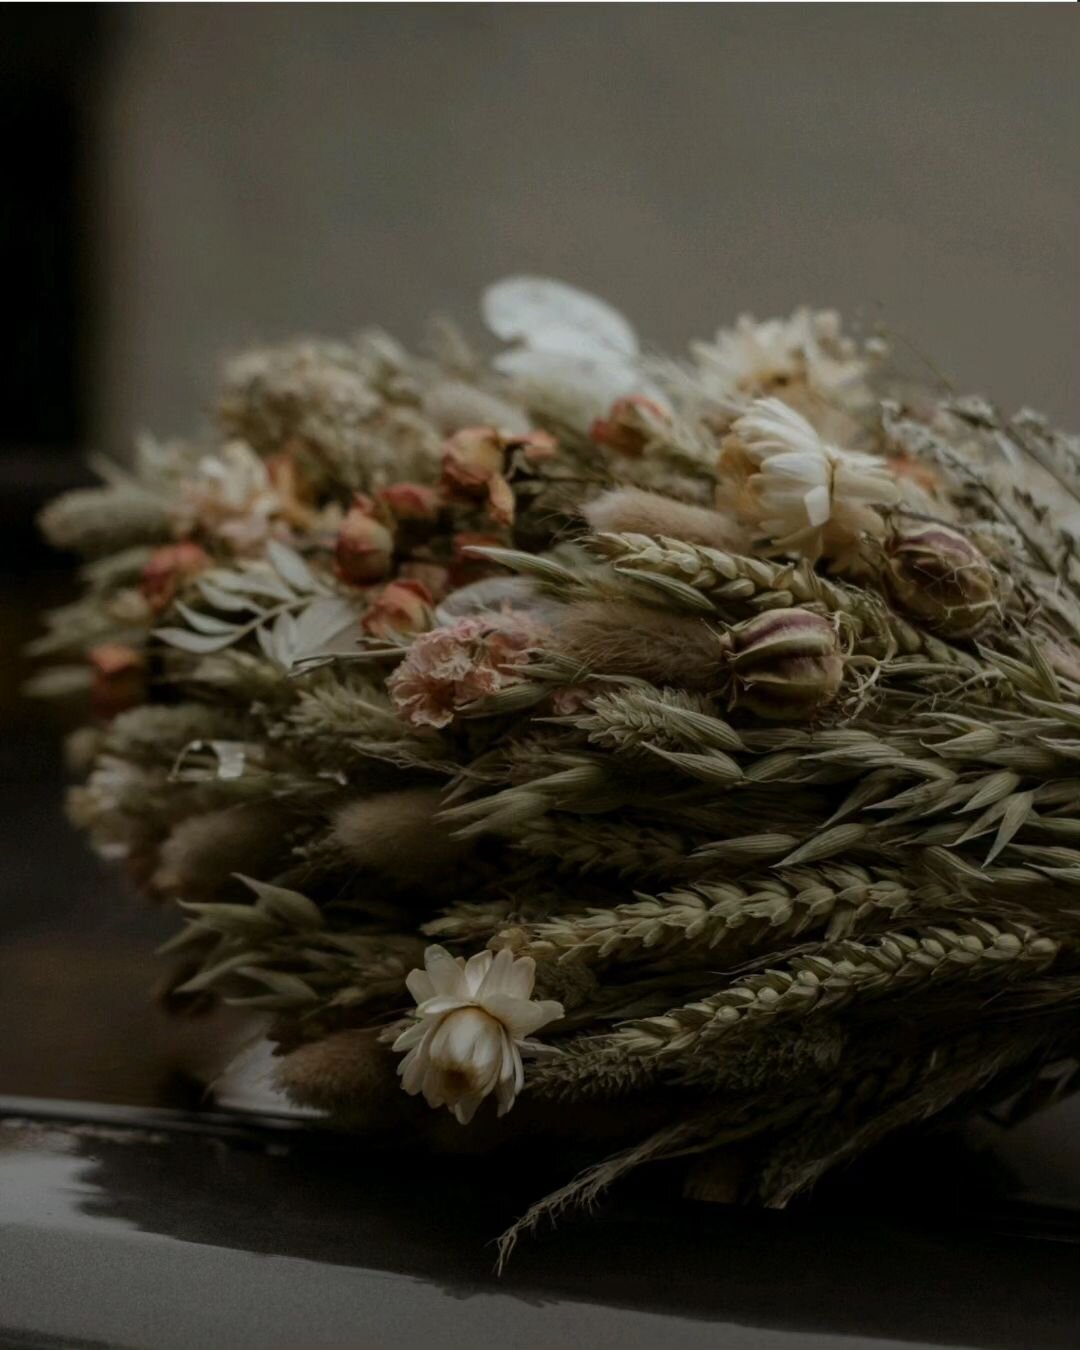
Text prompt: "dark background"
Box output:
[[1, 3, 1078, 1107]]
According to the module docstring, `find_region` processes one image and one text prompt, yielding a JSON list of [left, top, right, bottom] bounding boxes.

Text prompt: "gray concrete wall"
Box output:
[[94, 4, 1079, 449]]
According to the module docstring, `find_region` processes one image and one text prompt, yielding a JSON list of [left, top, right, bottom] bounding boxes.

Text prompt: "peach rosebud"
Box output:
[[362, 579, 435, 639], [88, 644, 147, 719], [450, 532, 505, 589], [441, 427, 516, 525], [441, 427, 505, 491], [726, 609, 844, 721], [400, 561, 452, 601], [509, 429, 559, 463], [140, 542, 210, 613], [884, 523, 998, 637], [590, 396, 668, 457], [335, 494, 395, 586], [377, 482, 442, 522]]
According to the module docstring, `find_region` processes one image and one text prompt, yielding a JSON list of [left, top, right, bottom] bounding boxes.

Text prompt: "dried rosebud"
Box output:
[[335, 494, 395, 585], [140, 541, 210, 612], [377, 482, 442, 522], [590, 396, 668, 457], [441, 427, 505, 493], [400, 560, 452, 601], [508, 429, 559, 463], [88, 644, 147, 719], [884, 523, 998, 637], [449, 531, 505, 589], [440, 427, 516, 525], [726, 608, 844, 720], [362, 579, 435, 639]]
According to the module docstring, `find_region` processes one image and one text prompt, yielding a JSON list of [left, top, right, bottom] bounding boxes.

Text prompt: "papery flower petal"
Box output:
[[405, 967, 436, 1004], [423, 945, 468, 997], [463, 949, 494, 996], [804, 484, 832, 527], [475, 946, 520, 1000], [414, 995, 470, 1017], [480, 994, 564, 1040]]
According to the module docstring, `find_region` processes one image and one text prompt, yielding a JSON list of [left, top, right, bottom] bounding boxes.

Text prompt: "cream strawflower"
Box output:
[[393, 945, 563, 1124], [720, 397, 899, 564], [691, 309, 876, 414]]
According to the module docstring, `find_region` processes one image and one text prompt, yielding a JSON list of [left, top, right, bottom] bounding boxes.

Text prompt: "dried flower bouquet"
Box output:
[[34, 277, 1080, 1256]]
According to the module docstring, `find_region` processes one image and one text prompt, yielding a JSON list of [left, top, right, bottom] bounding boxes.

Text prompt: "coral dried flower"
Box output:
[[140, 541, 211, 613], [393, 945, 563, 1124], [88, 644, 147, 720], [440, 427, 518, 526], [362, 579, 435, 639], [377, 482, 442, 522], [335, 494, 395, 586], [590, 395, 668, 457]]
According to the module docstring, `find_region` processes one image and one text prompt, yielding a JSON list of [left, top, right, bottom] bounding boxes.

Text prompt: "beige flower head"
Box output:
[[176, 442, 284, 553], [394, 945, 563, 1124], [720, 397, 899, 564], [691, 309, 877, 417]]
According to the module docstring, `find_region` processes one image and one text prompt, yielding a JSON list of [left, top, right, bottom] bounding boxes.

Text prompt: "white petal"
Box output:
[[482, 276, 639, 356], [415, 995, 469, 1018], [392, 1019, 429, 1052], [803, 484, 832, 527], [423, 945, 467, 997], [481, 994, 564, 1039], [504, 955, 537, 1001], [475, 946, 516, 999], [399, 1045, 428, 1095], [405, 967, 435, 1004], [452, 1094, 484, 1125], [462, 949, 494, 997]]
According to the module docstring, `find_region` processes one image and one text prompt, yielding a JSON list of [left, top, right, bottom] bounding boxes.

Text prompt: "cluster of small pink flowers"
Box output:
[[387, 614, 546, 729]]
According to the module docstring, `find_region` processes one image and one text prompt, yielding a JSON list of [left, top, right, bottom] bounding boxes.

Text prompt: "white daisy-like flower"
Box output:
[[691, 309, 875, 415], [721, 397, 899, 563], [393, 945, 563, 1124]]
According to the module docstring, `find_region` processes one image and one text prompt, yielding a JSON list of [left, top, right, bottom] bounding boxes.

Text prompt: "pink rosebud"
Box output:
[[590, 396, 668, 457], [88, 644, 147, 719], [449, 532, 505, 589], [440, 427, 517, 526], [362, 579, 435, 639], [377, 482, 442, 522], [509, 429, 559, 463], [441, 427, 505, 493], [399, 561, 452, 601], [140, 542, 211, 613], [335, 494, 395, 586]]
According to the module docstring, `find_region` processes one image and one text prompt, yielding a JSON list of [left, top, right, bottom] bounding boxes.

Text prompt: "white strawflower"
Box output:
[[721, 397, 899, 563], [393, 945, 563, 1124], [691, 309, 875, 413]]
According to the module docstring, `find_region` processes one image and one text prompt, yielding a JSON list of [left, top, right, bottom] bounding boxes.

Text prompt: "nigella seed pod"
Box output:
[[726, 608, 844, 720], [884, 523, 998, 637]]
